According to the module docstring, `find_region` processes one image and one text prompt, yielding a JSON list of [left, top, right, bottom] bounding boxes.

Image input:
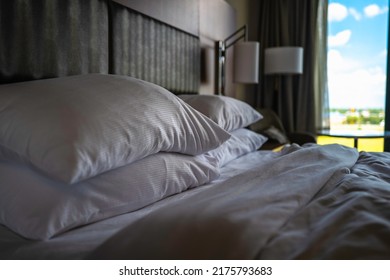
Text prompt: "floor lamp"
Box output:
[[264, 47, 304, 107], [215, 25, 260, 95]]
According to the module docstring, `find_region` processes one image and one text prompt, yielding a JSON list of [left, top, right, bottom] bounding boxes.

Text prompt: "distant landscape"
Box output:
[[330, 108, 384, 127], [317, 108, 385, 152]]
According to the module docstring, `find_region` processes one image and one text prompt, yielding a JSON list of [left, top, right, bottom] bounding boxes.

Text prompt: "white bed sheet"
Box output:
[[3, 144, 390, 260], [0, 150, 276, 259], [90, 144, 360, 259]]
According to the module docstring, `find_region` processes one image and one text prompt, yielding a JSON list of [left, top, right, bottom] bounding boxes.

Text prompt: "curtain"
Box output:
[[256, 0, 329, 134]]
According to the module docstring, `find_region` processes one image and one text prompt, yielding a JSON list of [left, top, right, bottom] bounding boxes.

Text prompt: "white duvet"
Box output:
[[2, 144, 390, 259], [91, 144, 390, 259]]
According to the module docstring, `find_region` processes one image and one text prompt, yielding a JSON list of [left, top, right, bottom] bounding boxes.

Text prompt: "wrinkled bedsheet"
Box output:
[[2, 144, 390, 260], [91, 144, 390, 259], [261, 150, 390, 259]]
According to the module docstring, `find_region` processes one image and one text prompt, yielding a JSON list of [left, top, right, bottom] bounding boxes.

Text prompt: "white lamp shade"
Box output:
[[233, 41, 260, 84], [264, 47, 304, 74]]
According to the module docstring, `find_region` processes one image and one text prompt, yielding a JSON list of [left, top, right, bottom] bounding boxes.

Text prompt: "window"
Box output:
[[320, 0, 389, 151]]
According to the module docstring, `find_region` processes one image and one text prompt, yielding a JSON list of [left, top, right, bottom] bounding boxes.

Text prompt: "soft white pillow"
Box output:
[[0, 153, 219, 240], [0, 74, 230, 183], [178, 95, 262, 131], [200, 128, 268, 167]]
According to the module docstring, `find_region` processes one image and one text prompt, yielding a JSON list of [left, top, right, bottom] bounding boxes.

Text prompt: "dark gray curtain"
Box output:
[[257, 0, 329, 134]]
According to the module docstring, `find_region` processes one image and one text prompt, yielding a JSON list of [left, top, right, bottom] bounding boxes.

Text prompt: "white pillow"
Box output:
[[178, 95, 262, 131], [0, 74, 230, 183], [0, 153, 219, 240], [200, 128, 268, 167]]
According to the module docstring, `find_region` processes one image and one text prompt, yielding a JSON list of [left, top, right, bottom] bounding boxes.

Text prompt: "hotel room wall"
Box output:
[[199, 0, 236, 96], [112, 0, 199, 37], [225, 0, 261, 106]]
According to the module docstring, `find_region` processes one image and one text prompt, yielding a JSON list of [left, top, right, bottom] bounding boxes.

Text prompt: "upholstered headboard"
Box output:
[[109, 1, 200, 94], [0, 0, 200, 94]]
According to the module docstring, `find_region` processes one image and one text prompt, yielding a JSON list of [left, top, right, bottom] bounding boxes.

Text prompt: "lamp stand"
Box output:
[[215, 41, 225, 95], [272, 75, 281, 111], [214, 25, 259, 95]]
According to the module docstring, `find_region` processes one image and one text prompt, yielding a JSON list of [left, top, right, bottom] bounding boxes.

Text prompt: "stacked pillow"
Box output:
[[0, 152, 220, 240], [178, 94, 262, 132], [0, 74, 229, 240], [0, 74, 265, 240], [0, 75, 230, 184], [201, 128, 267, 167], [179, 94, 267, 166]]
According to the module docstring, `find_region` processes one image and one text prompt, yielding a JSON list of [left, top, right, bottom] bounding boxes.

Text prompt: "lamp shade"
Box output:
[[264, 47, 303, 74], [233, 41, 260, 83]]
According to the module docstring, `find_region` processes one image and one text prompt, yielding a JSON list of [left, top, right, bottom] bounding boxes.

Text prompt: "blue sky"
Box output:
[[328, 0, 389, 109]]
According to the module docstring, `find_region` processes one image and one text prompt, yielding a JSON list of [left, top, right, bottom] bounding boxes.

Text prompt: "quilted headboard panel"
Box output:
[[0, 0, 109, 84], [0, 0, 200, 94], [110, 1, 200, 94]]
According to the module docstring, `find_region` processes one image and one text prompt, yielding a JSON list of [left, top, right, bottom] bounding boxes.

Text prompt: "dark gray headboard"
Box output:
[[0, 0, 200, 94], [110, 1, 200, 94], [0, 0, 109, 83]]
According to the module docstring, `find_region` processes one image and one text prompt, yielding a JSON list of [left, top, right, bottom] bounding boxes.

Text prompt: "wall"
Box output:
[[112, 0, 199, 36], [199, 0, 236, 95], [225, 0, 260, 106]]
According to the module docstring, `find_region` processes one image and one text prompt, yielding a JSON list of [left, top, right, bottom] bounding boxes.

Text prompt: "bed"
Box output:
[[1, 0, 390, 260]]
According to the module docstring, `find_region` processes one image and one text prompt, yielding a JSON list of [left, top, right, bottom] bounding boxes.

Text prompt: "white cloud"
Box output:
[[328, 3, 348, 22], [328, 49, 359, 72], [364, 4, 388, 18], [379, 49, 388, 58], [327, 50, 386, 109], [348, 8, 362, 21], [328, 30, 352, 47]]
